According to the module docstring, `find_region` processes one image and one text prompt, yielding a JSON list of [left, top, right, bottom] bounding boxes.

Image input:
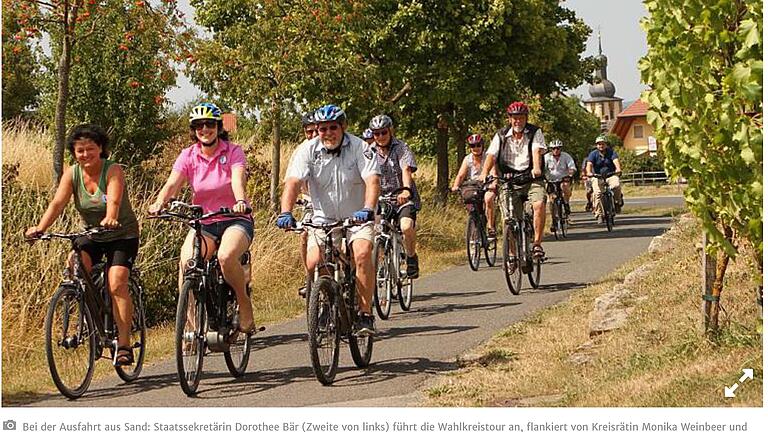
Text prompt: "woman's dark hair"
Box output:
[[67, 124, 109, 158], [189, 120, 229, 143]]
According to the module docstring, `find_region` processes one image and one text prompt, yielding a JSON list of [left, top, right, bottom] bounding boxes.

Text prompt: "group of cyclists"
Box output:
[[25, 99, 624, 381]]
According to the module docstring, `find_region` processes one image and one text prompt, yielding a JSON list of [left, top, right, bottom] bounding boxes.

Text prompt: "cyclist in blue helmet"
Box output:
[[279, 104, 382, 335]]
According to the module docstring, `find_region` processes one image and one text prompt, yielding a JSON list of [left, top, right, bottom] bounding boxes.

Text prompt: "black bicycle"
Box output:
[[459, 180, 498, 271], [30, 227, 146, 399], [591, 172, 618, 232], [372, 187, 414, 320], [294, 218, 374, 385], [151, 201, 260, 396], [547, 179, 571, 240], [496, 173, 542, 295]]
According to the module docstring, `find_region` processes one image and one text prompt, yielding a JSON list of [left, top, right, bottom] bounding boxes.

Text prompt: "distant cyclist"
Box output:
[[543, 140, 576, 231], [580, 156, 593, 212], [302, 112, 318, 141], [480, 101, 548, 258], [451, 133, 498, 238], [294, 112, 318, 297], [362, 128, 374, 145], [278, 104, 381, 335], [368, 114, 421, 278], [586, 135, 624, 221]]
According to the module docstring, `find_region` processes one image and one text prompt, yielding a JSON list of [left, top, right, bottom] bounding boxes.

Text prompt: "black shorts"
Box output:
[[201, 218, 254, 244], [74, 236, 139, 269], [398, 204, 418, 223]]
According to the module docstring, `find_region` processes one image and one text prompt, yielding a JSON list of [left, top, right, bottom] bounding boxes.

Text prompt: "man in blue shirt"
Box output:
[[585, 135, 624, 220]]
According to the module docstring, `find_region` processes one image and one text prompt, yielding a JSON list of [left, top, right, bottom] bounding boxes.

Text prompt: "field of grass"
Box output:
[[1, 122, 468, 402], [424, 214, 762, 407]]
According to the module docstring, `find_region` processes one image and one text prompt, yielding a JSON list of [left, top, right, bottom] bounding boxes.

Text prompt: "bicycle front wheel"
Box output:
[[484, 215, 498, 267], [559, 202, 568, 239], [175, 278, 206, 396], [372, 239, 392, 320], [115, 275, 147, 382], [466, 215, 481, 271], [602, 194, 614, 232], [397, 243, 413, 311], [502, 224, 522, 295], [45, 284, 97, 399], [308, 276, 340, 385]]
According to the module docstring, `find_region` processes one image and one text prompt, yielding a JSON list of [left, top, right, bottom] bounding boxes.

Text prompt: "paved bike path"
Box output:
[[25, 199, 681, 407]]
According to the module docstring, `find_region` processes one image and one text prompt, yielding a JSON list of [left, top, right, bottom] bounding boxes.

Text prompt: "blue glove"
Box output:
[[352, 208, 374, 223], [277, 212, 296, 229]]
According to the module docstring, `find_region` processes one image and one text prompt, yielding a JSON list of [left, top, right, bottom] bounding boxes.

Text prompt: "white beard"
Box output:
[[513, 125, 524, 133]]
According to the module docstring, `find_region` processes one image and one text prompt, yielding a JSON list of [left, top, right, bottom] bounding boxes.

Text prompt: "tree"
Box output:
[[189, 0, 368, 213], [640, 0, 762, 331], [2, 2, 39, 119], [8, 0, 189, 181]]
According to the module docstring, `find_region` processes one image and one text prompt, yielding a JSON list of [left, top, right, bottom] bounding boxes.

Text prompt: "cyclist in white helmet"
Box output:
[[543, 139, 576, 231]]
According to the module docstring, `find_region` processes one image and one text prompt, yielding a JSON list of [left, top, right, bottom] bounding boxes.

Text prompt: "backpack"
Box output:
[[495, 123, 543, 177]]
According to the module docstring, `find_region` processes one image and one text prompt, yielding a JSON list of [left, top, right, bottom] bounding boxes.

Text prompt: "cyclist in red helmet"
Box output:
[[451, 134, 498, 238], [480, 101, 548, 259]]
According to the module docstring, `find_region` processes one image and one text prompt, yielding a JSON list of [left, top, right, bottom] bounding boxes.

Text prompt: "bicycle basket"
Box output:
[[460, 181, 483, 204]]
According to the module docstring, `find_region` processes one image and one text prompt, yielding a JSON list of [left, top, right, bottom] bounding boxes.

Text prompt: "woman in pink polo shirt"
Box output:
[[149, 103, 255, 333]]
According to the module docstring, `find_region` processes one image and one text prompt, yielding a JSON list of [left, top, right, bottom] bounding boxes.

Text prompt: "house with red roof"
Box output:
[[610, 100, 658, 155]]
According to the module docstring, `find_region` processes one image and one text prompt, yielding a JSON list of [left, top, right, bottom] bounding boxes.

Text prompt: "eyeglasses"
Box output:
[[318, 124, 340, 133], [192, 120, 217, 131], [373, 130, 389, 137], [304, 128, 318, 136]]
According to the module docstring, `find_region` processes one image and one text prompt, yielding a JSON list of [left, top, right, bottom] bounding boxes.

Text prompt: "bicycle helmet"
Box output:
[[548, 139, 564, 149], [506, 101, 529, 115], [189, 102, 222, 123], [467, 133, 484, 146], [369, 114, 393, 130], [314, 104, 346, 123], [362, 128, 374, 140], [301, 112, 316, 126], [595, 134, 609, 144]]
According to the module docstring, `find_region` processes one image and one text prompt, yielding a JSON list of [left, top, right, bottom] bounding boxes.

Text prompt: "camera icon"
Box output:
[[3, 420, 16, 431]]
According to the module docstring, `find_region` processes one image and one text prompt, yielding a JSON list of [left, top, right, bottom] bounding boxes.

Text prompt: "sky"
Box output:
[[166, 0, 649, 107]]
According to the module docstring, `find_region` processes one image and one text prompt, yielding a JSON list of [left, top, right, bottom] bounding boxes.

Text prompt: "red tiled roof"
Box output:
[[617, 100, 648, 118], [222, 113, 237, 132]]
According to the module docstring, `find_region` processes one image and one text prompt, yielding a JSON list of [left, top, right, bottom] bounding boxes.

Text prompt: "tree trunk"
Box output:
[[435, 111, 450, 206], [701, 231, 716, 332], [270, 99, 281, 214], [452, 117, 467, 176], [53, 25, 74, 183], [707, 224, 734, 336]]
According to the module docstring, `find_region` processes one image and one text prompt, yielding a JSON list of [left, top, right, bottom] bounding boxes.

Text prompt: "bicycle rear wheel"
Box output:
[[397, 243, 413, 311], [502, 224, 522, 295], [484, 215, 498, 267], [175, 278, 206, 396], [559, 202, 568, 239], [466, 215, 481, 271], [114, 275, 146, 382], [603, 194, 614, 232], [372, 239, 393, 320], [308, 276, 340, 385], [224, 289, 253, 378], [45, 284, 96, 399]]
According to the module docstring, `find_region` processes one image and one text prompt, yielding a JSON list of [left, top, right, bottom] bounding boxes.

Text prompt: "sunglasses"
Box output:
[[192, 120, 217, 131], [468, 143, 483, 148], [304, 128, 318, 135], [373, 130, 389, 137], [318, 124, 340, 133]]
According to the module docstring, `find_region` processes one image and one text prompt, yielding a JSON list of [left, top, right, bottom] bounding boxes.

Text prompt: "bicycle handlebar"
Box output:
[[380, 186, 413, 200], [149, 200, 252, 224], [288, 218, 360, 233], [26, 226, 114, 242], [588, 171, 620, 179]]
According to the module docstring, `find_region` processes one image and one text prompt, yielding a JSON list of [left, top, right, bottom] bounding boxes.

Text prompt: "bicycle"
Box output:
[[372, 187, 415, 320], [495, 173, 543, 295], [591, 171, 619, 232], [546, 179, 571, 240], [151, 201, 261, 396], [293, 218, 374, 385], [458, 180, 498, 271], [29, 227, 146, 399]]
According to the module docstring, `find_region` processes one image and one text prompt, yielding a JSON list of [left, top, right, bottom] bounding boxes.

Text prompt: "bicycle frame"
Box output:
[[500, 179, 535, 273], [313, 222, 358, 333]]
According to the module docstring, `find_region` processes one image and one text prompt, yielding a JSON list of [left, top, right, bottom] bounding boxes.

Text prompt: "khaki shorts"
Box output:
[[499, 180, 546, 220], [306, 222, 375, 252]]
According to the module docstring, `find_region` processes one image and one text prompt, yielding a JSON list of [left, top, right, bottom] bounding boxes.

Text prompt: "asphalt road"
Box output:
[[25, 196, 684, 407]]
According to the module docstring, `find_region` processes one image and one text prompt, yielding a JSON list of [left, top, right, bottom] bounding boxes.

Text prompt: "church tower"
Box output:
[[584, 32, 623, 132]]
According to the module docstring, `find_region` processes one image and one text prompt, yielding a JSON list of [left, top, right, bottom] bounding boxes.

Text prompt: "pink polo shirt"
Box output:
[[172, 140, 250, 223]]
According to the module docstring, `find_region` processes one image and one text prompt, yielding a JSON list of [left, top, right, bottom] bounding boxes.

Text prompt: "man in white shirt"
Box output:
[[543, 140, 576, 230]]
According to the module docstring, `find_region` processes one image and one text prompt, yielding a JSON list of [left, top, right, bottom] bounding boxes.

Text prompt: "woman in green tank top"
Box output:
[[25, 124, 139, 366]]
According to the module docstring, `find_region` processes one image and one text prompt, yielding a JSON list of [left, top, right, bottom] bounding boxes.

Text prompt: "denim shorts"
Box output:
[[201, 218, 254, 244]]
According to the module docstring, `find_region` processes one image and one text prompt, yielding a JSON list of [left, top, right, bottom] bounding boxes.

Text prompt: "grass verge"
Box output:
[[424, 214, 762, 407]]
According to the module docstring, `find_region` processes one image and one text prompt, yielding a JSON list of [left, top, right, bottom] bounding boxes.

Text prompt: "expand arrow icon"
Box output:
[[725, 383, 738, 398], [739, 369, 754, 382]]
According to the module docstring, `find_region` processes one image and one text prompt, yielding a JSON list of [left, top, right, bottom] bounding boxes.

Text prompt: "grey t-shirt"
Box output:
[[285, 133, 381, 223]]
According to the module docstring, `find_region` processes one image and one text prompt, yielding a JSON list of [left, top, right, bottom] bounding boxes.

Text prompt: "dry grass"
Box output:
[[424, 215, 762, 407], [1, 123, 469, 402]]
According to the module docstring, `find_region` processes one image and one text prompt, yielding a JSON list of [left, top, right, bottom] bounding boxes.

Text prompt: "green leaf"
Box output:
[[740, 147, 756, 164]]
